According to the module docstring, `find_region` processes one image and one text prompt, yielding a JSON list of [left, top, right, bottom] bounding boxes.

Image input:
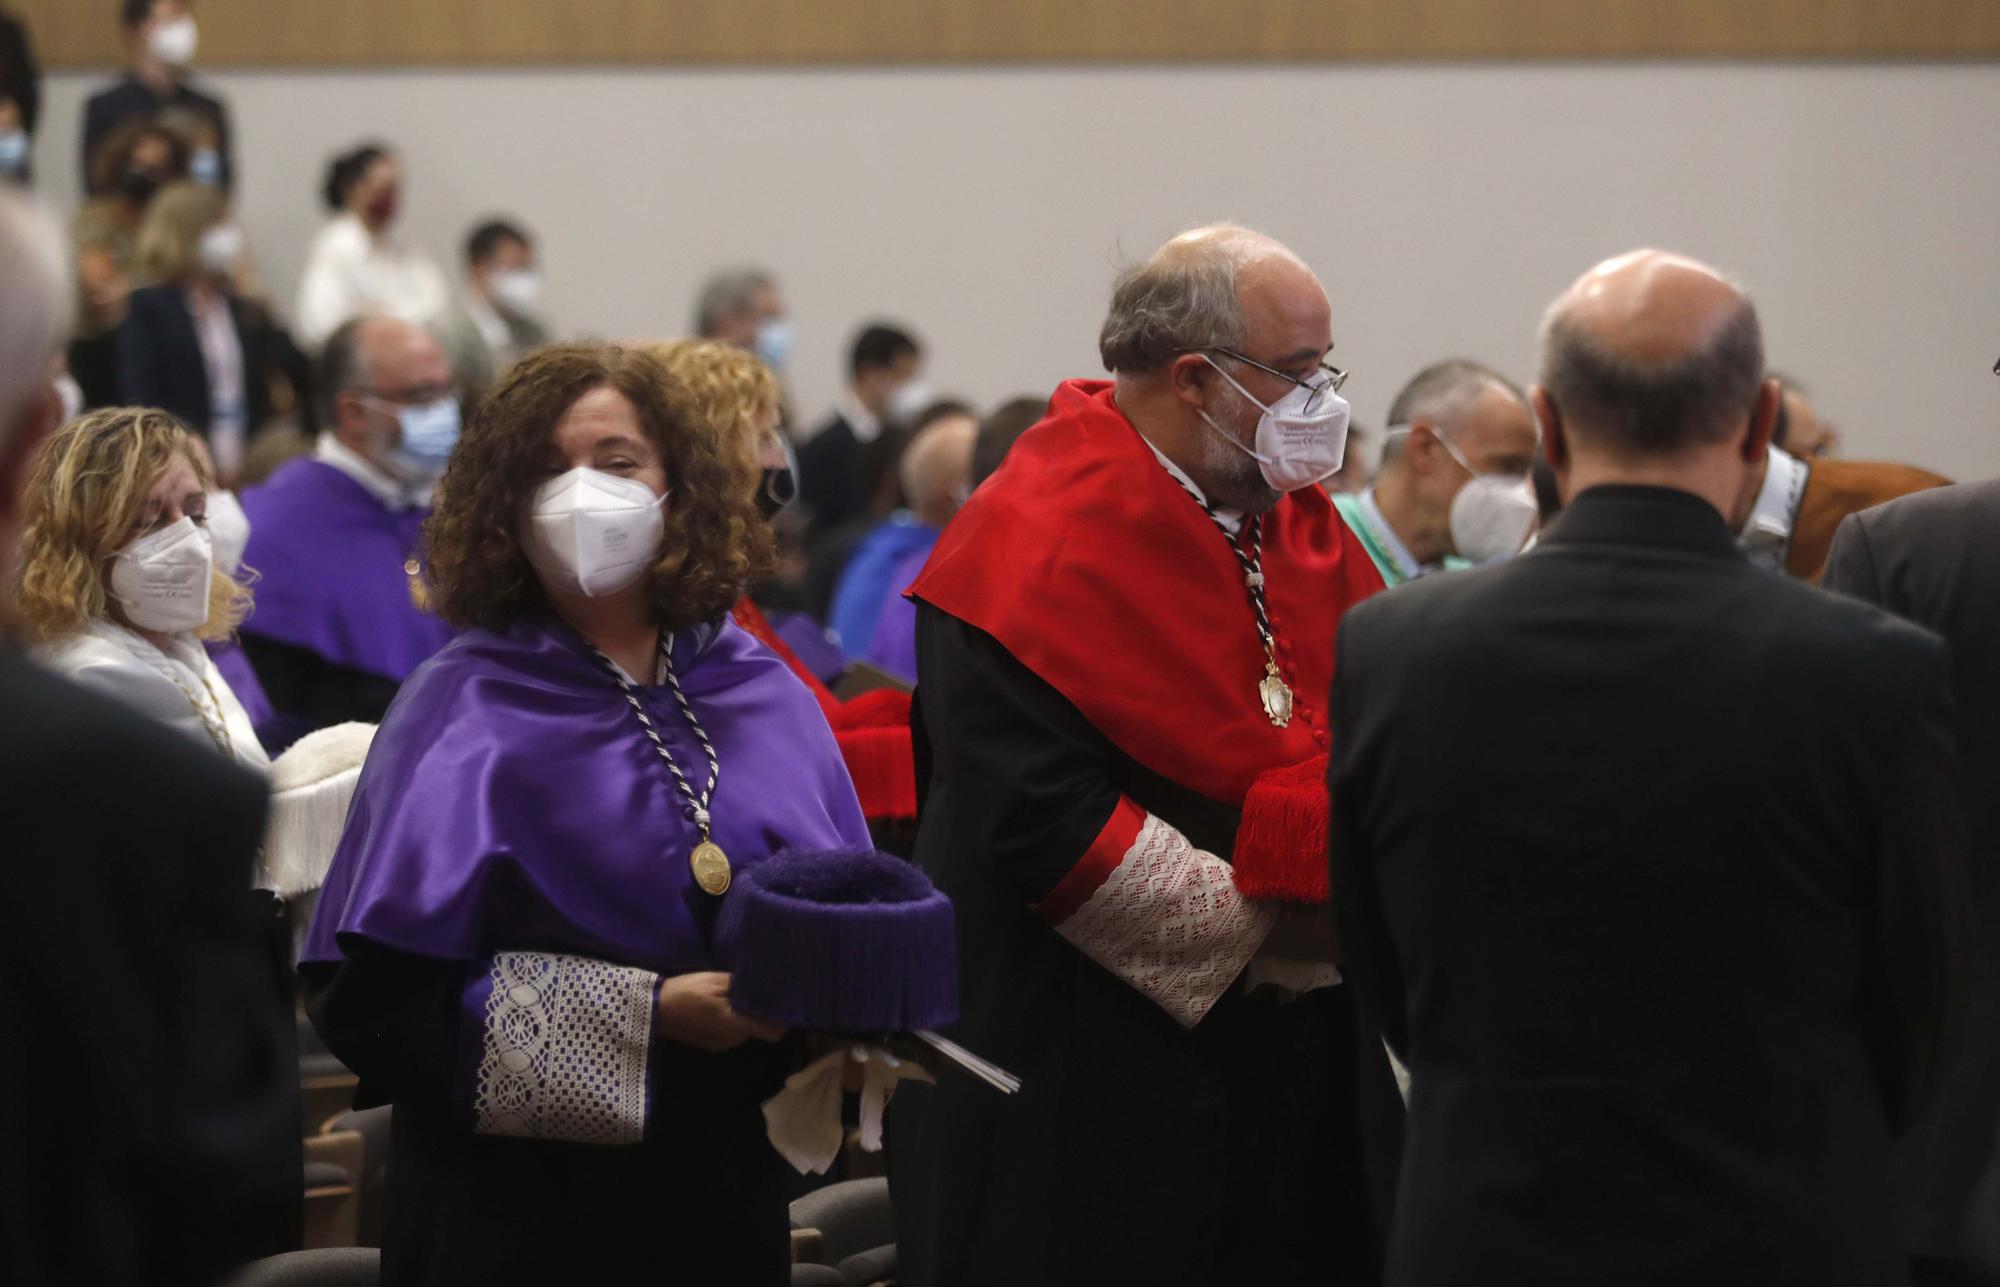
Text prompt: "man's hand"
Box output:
[[655, 971, 786, 1052]]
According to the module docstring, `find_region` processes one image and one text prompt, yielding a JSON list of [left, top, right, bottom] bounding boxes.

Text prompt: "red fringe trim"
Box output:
[[1232, 755, 1330, 905]]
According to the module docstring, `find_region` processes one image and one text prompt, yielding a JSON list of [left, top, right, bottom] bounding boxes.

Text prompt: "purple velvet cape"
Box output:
[[301, 615, 871, 975], [238, 458, 454, 682], [206, 639, 275, 738], [863, 543, 930, 683]]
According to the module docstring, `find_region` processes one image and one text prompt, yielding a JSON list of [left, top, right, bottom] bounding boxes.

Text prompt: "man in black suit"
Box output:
[[1330, 248, 1966, 1287], [80, 0, 232, 190], [0, 189, 293, 1283], [1825, 478, 2000, 1283], [798, 322, 924, 547]]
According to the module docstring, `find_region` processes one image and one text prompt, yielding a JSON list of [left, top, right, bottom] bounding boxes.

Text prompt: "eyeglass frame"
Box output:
[[1177, 345, 1350, 415]]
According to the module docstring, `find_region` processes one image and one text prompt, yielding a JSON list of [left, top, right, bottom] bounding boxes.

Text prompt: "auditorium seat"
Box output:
[[224, 1247, 380, 1287], [789, 1177, 896, 1286], [322, 1105, 392, 1247]]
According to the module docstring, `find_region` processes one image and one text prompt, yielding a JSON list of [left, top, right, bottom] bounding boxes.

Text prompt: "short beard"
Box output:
[[1196, 401, 1281, 515]]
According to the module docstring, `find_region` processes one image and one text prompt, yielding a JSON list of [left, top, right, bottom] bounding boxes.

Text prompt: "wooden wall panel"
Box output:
[[18, 0, 2000, 67]]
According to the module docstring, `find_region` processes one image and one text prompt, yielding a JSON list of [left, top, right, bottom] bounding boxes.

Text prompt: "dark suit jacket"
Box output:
[[0, 650, 299, 1285], [798, 411, 904, 545], [117, 282, 294, 438], [81, 74, 232, 189], [1788, 458, 1952, 582], [1825, 479, 2000, 1259], [1331, 484, 1966, 1287]]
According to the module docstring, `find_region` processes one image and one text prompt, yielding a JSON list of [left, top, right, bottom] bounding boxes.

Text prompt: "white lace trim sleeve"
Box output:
[[472, 951, 658, 1146], [1054, 813, 1278, 1029]]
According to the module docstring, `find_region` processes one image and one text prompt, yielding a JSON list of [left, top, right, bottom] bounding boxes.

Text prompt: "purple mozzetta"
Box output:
[[302, 615, 870, 973], [238, 458, 454, 682], [721, 846, 957, 1033]]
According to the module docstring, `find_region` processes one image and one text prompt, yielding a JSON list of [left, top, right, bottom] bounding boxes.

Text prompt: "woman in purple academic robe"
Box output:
[[300, 344, 869, 1286]]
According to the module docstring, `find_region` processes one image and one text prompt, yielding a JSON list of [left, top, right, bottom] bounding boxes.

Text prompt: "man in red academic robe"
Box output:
[[890, 225, 1388, 1286]]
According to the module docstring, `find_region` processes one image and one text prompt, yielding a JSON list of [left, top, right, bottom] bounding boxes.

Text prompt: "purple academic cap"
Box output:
[[720, 847, 958, 1033]]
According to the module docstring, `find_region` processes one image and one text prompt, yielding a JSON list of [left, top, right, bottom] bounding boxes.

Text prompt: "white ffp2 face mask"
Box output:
[[204, 490, 252, 578], [109, 515, 214, 634], [1436, 433, 1538, 563], [522, 468, 666, 598], [1197, 356, 1351, 493], [150, 16, 199, 67]]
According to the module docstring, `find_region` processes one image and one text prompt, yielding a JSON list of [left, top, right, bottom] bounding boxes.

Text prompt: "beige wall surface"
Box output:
[[19, 0, 2000, 64], [22, 62, 2000, 478]]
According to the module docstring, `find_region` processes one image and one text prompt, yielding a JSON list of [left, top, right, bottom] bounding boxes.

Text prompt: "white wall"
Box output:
[[28, 62, 2000, 477]]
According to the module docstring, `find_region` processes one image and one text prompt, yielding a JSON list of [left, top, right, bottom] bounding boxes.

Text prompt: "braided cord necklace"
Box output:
[[1166, 476, 1294, 728]]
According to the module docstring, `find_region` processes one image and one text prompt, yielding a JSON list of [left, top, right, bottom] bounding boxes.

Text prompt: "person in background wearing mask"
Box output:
[[81, 0, 231, 192], [798, 322, 926, 550], [16, 406, 266, 767], [440, 217, 550, 406], [118, 181, 298, 485], [0, 5, 41, 188], [69, 118, 189, 409], [827, 401, 975, 682], [650, 336, 924, 834], [294, 142, 450, 349], [891, 225, 1388, 1287], [694, 264, 791, 369], [237, 316, 456, 739], [1334, 359, 1540, 586], [301, 343, 869, 1286]]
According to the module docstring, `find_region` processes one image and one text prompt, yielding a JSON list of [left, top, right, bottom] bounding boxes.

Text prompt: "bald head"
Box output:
[[1538, 249, 1764, 456], [1099, 223, 1324, 376], [900, 411, 977, 529]]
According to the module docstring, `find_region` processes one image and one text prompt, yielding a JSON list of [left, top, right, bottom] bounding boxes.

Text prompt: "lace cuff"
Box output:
[[1036, 803, 1277, 1028], [465, 951, 658, 1146]]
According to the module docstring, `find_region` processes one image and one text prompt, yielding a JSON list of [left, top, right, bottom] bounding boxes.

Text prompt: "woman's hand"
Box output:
[[655, 971, 785, 1053]]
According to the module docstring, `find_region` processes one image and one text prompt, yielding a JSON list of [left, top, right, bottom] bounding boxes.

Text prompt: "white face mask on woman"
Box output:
[[204, 490, 252, 578], [522, 468, 666, 598], [109, 515, 214, 634]]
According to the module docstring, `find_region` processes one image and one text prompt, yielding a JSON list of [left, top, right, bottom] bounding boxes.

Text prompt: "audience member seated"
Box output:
[[69, 117, 189, 409], [17, 405, 266, 767], [828, 402, 975, 680], [799, 323, 926, 544], [294, 143, 449, 350], [969, 394, 1045, 491], [238, 316, 455, 738], [301, 342, 870, 1284], [0, 5, 39, 188], [0, 190, 298, 1285], [157, 99, 224, 187], [80, 0, 231, 191], [1334, 359, 1540, 586], [119, 181, 301, 484], [439, 217, 549, 405], [694, 264, 791, 369]]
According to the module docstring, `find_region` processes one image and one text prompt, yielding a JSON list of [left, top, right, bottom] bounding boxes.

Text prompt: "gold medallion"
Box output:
[[404, 557, 431, 612], [1259, 663, 1294, 729], [690, 839, 732, 895]]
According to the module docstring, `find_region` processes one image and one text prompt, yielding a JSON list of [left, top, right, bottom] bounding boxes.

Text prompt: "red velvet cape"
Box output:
[[908, 379, 1382, 897]]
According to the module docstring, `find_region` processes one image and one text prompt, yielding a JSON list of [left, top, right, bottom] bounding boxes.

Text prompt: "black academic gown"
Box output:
[[891, 611, 1383, 1287]]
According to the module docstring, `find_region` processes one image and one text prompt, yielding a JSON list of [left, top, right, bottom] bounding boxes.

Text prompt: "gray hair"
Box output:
[[1381, 359, 1525, 468], [0, 191, 72, 438], [1098, 243, 1249, 376], [693, 266, 775, 337], [317, 316, 377, 429], [1538, 296, 1764, 455]]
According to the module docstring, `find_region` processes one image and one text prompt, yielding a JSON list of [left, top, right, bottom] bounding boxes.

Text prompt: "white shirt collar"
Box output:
[[1356, 486, 1425, 580], [315, 433, 428, 511], [1739, 444, 1810, 569], [836, 390, 884, 445], [1142, 436, 1243, 536]]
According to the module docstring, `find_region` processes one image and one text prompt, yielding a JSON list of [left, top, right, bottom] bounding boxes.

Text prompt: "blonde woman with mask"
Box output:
[[15, 405, 266, 767]]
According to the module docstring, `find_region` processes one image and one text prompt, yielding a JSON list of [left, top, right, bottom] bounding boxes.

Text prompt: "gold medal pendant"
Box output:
[[404, 558, 431, 612], [1259, 662, 1294, 729], [690, 839, 732, 895]]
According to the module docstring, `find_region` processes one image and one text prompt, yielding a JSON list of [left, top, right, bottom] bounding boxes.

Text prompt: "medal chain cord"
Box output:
[[586, 633, 721, 839], [1166, 474, 1279, 658], [165, 664, 236, 760]]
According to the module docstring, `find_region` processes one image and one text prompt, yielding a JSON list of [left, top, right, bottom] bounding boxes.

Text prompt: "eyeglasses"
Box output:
[[1179, 346, 1350, 416]]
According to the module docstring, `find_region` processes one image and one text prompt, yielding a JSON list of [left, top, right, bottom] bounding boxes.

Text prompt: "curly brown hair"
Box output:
[[425, 343, 773, 632]]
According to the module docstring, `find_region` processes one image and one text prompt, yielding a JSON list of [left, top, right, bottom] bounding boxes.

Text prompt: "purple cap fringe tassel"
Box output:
[[721, 846, 958, 1033]]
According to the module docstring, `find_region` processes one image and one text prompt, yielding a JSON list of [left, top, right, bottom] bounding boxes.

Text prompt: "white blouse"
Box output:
[[293, 211, 450, 349], [42, 621, 270, 770]]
